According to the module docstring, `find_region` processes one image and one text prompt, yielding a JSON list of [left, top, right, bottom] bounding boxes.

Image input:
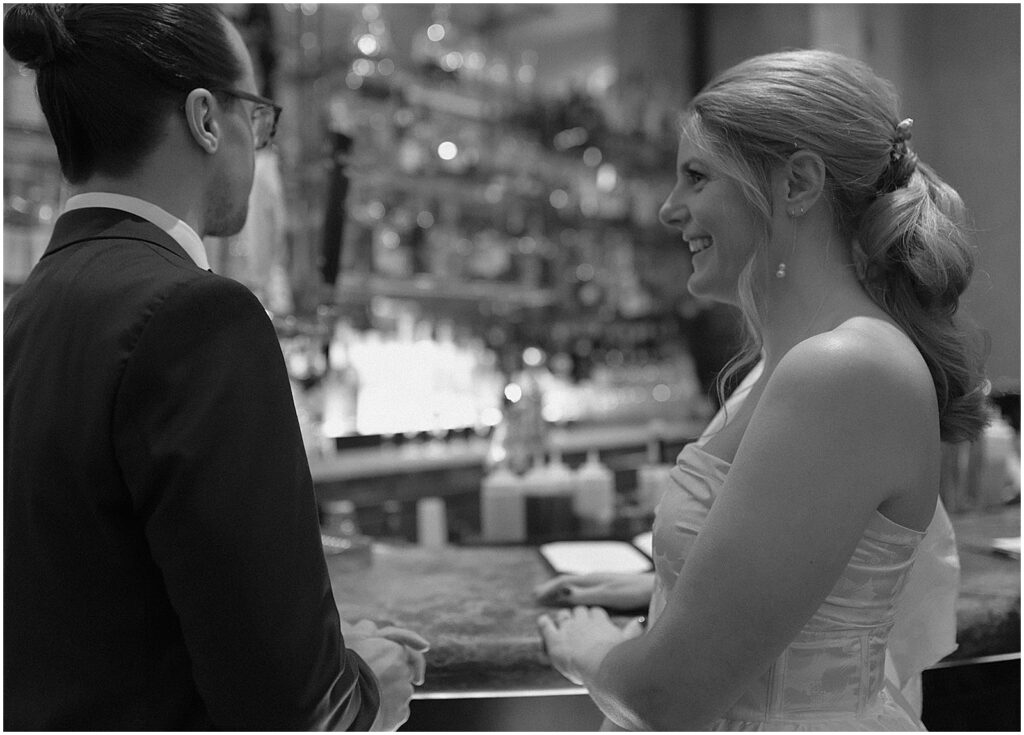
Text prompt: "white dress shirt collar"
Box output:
[[63, 192, 210, 271]]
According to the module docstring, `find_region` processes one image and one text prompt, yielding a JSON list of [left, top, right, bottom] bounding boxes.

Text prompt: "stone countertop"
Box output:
[[328, 504, 1020, 697], [328, 545, 576, 696]]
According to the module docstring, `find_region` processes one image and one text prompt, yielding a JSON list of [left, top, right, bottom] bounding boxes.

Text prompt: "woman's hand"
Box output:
[[534, 572, 655, 611], [537, 606, 645, 686]]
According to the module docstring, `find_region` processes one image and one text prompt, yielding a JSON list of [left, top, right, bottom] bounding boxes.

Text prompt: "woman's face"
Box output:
[[659, 138, 763, 305]]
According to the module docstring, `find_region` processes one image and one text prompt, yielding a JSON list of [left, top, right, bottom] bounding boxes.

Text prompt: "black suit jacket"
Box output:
[[4, 208, 379, 729]]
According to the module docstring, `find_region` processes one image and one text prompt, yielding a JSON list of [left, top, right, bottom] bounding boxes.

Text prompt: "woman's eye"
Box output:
[[683, 168, 706, 186]]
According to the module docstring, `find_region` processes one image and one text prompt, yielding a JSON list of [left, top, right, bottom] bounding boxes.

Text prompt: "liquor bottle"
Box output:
[[320, 321, 360, 440], [423, 202, 463, 280]]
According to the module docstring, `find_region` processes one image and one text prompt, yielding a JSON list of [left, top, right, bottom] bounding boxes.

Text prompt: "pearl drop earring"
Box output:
[[778, 206, 801, 278]]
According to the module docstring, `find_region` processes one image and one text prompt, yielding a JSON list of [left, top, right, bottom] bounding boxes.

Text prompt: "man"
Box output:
[[3, 5, 426, 729]]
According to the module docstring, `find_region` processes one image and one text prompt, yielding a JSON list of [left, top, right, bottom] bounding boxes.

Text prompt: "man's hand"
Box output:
[[342, 620, 430, 731]]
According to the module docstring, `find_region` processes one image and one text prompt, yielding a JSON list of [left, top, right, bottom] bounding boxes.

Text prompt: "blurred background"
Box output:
[[5, 4, 1019, 445]]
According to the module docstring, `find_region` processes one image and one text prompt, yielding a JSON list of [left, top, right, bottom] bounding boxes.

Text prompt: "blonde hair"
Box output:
[[684, 49, 988, 442]]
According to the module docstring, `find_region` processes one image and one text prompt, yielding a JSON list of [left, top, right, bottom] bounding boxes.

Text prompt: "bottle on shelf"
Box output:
[[320, 320, 361, 442], [422, 201, 464, 280], [546, 448, 577, 503], [379, 499, 409, 544], [635, 426, 674, 515], [416, 496, 448, 548], [523, 452, 576, 543], [371, 215, 414, 278], [480, 464, 526, 543], [573, 450, 616, 537], [950, 408, 1020, 511]]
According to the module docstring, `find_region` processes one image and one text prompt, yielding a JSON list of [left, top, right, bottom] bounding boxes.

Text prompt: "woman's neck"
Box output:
[[758, 233, 885, 370]]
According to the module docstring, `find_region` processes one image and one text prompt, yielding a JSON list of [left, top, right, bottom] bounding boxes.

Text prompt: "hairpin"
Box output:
[[891, 118, 914, 162]]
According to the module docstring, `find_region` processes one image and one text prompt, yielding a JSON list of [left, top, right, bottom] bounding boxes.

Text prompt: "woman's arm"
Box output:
[[544, 331, 937, 729]]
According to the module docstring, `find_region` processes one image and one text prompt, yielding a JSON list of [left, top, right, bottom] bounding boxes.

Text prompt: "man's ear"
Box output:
[[778, 149, 826, 214], [184, 88, 219, 154]]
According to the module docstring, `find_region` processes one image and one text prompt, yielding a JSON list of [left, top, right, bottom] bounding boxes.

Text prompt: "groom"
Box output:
[[3, 4, 425, 729]]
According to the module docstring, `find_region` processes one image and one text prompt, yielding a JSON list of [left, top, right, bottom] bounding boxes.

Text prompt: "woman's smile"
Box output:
[[687, 236, 713, 254]]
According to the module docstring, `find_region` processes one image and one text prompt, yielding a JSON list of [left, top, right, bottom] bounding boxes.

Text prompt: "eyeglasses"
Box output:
[[217, 87, 282, 150]]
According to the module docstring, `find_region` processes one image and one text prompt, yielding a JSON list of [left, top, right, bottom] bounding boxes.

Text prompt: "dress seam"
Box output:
[[857, 630, 870, 716], [768, 649, 788, 719]]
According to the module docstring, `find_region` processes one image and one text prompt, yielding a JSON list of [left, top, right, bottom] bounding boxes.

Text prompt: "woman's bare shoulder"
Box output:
[[770, 315, 937, 438], [777, 317, 934, 400]]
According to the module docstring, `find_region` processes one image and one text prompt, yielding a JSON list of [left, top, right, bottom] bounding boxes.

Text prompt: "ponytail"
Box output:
[[855, 163, 989, 442]]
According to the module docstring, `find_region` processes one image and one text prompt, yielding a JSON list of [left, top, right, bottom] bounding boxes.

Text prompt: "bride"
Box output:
[[536, 49, 987, 731]]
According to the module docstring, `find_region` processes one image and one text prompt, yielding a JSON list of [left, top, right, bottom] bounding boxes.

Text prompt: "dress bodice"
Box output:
[[648, 443, 926, 729]]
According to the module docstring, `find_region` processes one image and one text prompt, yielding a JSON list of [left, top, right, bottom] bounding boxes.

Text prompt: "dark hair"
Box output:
[[682, 49, 989, 443], [3, 4, 244, 183]]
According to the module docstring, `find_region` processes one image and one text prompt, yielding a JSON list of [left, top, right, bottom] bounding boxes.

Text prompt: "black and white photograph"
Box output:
[[3, 3, 1019, 731]]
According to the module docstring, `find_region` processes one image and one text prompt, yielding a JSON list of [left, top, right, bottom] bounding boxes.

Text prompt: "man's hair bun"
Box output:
[[3, 4, 75, 70]]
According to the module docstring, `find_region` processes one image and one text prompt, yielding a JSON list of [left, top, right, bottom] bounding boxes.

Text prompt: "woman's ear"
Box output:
[[184, 88, 219, 154], [779, 149, 826, 214]]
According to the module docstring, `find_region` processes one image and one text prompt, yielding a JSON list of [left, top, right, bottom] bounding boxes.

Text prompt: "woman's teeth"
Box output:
[[688, 237, 712, 254]]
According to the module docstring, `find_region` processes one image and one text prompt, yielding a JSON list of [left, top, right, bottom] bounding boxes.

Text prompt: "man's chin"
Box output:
[[205, 209, 249, 239]]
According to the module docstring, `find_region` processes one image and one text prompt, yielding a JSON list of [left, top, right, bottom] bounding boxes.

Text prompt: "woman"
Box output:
[[536, 49, 987, 731]]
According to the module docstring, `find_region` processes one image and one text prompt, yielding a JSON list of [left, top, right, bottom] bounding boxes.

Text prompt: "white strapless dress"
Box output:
[[648, 443, 927, 730]]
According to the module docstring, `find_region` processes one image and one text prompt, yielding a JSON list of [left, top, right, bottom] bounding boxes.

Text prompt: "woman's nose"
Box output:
[[659, 190, 685, 229]]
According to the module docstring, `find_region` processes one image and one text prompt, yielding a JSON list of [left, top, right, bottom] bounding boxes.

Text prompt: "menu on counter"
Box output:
[[539, 540, 653, 576]]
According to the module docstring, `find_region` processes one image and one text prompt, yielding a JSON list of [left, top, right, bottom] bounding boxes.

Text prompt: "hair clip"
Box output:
[[891, 118, 914, 162]]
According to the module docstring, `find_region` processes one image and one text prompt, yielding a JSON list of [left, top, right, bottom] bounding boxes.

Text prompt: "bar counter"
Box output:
[[329, 504, 1020, 699]]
